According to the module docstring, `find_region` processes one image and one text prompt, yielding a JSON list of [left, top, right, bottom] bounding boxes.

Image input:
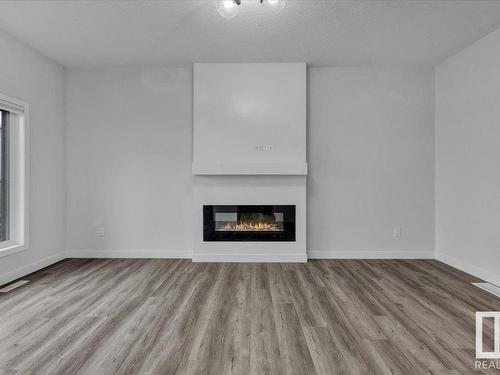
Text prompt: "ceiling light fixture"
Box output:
[[216, 0, 241, 18], [216, 0, 286, 18]]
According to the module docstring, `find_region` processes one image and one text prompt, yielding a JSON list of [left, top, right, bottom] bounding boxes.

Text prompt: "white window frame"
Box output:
[[0, 92, 29, 257]]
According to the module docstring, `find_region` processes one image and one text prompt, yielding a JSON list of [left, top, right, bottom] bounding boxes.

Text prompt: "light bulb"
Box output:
[[262, 0, 285, 14], [216, 0, 240, 18]]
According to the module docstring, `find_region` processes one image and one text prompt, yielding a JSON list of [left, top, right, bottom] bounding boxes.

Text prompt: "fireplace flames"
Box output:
[[217, 221, 282, 231]]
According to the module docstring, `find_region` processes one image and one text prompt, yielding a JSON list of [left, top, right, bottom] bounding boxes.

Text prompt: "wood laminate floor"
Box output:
[[0, 259, 499, 375]]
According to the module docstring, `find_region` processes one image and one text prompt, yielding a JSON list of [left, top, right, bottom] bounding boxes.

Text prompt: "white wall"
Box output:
[[435, 28, 500, 285], [0, 28, 490, 276], [66, 68, 192, 257], [0, 30, 66, 285], [66, 66, 435, 259], [308, 68, 435, 258]]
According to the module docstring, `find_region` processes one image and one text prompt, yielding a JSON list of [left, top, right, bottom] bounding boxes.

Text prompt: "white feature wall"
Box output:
[[192, 63, 307, 261], [0, 30, 66, 285], [66, 68, 192, 258], [308, 68, 435, 258], [435, 28, 500, 286], [193, 63, 307, 175]]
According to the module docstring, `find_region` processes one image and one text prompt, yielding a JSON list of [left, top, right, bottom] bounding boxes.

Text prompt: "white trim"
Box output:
[[69, 250, 432, 262], [307, 250, 434, 259], [193, 253, 307, 262], [67, 249, 192, 259], [0, 93, 26, 113], [0, 241, 28, 258], [192, 162, 308, 175], [436, 252, 500, 286], [0, 251, 65, 287], [472, 283, 500, 298], [0, 250, 496, 288]]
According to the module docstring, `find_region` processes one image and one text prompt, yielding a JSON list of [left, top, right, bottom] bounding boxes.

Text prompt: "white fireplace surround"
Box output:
[[192, 63, 307, 262], [192, 176, 307, 262]]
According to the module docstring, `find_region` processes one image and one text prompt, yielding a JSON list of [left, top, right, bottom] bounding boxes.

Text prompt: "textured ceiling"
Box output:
[[0, 0, 499, 67]]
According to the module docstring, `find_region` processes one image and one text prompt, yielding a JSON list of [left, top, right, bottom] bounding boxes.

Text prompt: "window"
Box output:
[[0, 110, 9, 242], [0, 93, 28, 257]]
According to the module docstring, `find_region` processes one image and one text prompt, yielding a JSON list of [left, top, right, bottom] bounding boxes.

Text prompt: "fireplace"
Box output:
[[203, 205, 295, 241]]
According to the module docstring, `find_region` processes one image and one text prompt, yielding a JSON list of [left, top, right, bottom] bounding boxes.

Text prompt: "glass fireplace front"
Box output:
[[203, 205, 295, 241]]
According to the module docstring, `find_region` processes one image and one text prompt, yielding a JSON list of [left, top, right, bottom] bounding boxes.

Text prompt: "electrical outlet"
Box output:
[[96, 224, 105, 237], [393, 226, 402, 238]]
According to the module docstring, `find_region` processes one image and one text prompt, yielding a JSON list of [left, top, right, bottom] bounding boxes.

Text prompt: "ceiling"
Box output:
[[0, 0, 499, 67]]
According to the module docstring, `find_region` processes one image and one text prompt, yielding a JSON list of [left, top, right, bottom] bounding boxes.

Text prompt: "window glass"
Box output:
[[0, 110, 9, 242]]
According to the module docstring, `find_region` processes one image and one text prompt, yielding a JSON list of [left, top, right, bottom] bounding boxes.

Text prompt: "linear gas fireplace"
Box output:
[[203, 205, 295, 241]]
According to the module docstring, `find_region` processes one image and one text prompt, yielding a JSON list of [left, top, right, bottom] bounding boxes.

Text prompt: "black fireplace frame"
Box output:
[[203, 205, 296, 242]]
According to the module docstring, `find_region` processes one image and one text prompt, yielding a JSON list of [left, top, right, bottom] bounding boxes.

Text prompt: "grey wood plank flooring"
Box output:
[[0, 259, 499, 375]]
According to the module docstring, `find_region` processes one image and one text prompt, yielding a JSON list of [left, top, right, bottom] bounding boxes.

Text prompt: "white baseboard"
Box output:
[[435, 252, 500, 286], [2, 249, 497, 289], [193, 253, 307, 263], [0, 251, 66, 286], [307, 250, 434, 259], [67, 249, 432, 261], [67, 249, 192, 259]]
